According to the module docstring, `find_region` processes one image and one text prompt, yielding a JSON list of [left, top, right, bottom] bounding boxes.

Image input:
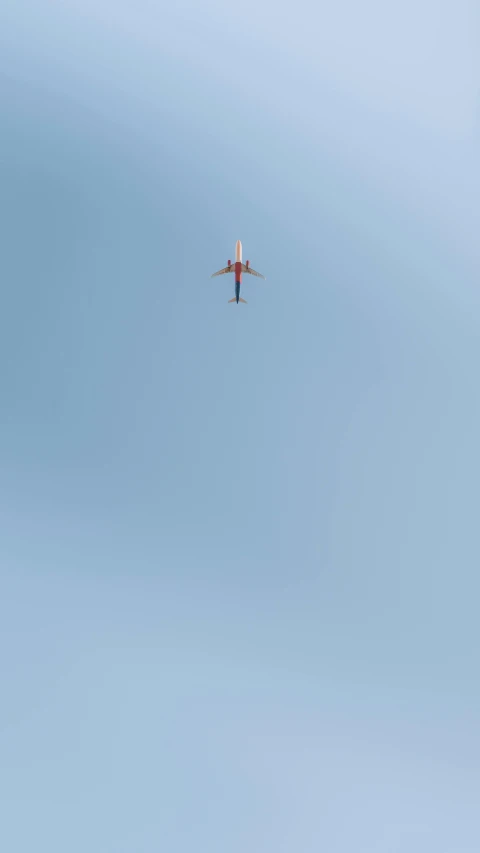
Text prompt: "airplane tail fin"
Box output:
[[228, 297, 247, 304]]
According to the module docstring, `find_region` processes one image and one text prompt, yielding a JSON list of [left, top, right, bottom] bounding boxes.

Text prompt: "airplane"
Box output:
[[211, 240, 265, 304]]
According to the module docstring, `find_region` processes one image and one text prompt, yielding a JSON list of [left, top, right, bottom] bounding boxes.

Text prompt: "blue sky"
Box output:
[[0, 1, 479, 850]]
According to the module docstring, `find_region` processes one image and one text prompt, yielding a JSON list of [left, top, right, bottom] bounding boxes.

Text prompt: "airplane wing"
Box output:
[[242, 264, 266, 279], [211, 265, 234, 278]]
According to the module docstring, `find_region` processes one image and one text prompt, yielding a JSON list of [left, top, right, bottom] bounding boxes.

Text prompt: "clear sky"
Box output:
[[1, 1, 479, 850]]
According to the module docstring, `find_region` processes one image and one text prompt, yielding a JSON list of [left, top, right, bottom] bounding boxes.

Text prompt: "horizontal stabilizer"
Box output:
[[228, 297, 247, 304]]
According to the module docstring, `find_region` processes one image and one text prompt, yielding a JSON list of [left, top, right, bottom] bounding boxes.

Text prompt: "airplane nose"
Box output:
[[236, 240, 242, 261]]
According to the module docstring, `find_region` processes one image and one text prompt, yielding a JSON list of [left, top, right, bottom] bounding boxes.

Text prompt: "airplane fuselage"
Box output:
[[234, 241, 242, 303]]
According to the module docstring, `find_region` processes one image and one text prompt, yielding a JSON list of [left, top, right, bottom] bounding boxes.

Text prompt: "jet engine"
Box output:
[[246, 260, 250, 268], [227, 259, 231, 266]]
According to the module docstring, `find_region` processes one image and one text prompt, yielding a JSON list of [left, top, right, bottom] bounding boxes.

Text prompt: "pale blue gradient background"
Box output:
[[1, 1, 479, 850]]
